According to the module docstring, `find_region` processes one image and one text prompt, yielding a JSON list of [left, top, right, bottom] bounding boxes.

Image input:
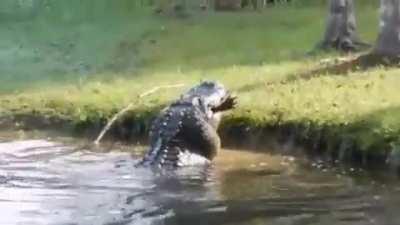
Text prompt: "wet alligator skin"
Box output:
[[137, 81, 236, 168]]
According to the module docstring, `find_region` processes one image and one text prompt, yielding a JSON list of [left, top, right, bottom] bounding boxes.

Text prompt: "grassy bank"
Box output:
[[2, 2, 399, 168]]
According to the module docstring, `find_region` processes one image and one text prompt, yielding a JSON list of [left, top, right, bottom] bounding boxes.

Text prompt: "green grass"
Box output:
[[1, 1, 398, 162], [1, 64, 400, 151], [0, 3, 160, 93], [0, 2, 379, 92]]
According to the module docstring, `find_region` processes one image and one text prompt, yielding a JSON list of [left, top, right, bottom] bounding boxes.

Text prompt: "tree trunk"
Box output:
[[319, 0, 369, 52], [154, 0, 188, 17], [214, 0, 242, 11], [374, 0, 400, 56]]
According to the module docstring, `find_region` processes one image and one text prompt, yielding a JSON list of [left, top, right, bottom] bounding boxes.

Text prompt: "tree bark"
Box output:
[[319, 0, 369, 52], [374, 0, 400, 56]]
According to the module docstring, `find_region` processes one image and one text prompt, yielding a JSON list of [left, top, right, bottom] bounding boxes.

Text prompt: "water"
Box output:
[[0, 136, 400, 225]]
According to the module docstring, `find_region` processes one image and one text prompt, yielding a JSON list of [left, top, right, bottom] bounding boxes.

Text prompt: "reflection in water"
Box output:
[[0, 139, 399, 225]]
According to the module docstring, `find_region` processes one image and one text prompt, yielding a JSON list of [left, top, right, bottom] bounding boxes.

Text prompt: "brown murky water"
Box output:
[[0, 132, 399, 225]]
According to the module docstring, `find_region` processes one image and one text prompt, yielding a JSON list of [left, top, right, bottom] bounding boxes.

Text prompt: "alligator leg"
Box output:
[[180, 110, 221, 160]]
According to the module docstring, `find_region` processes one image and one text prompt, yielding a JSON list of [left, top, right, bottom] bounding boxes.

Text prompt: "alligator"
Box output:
[[137, 81, 236, 168]]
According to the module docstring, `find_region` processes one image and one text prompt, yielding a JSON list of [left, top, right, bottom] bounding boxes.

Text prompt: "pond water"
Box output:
[[0, 134, 400, 225]]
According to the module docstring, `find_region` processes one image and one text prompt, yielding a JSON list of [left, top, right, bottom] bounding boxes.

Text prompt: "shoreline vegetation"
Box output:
[[1, 1, 400, 171]]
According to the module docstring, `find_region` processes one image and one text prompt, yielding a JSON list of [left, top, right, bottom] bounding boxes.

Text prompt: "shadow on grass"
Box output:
[[284, 52, 400, 84]]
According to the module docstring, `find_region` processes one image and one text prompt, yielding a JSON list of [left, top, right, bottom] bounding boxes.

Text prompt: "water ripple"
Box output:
[[0, 139, 399, 225]]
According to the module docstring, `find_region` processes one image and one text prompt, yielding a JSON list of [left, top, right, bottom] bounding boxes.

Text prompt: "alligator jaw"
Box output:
[[211, 94, 237, 112]]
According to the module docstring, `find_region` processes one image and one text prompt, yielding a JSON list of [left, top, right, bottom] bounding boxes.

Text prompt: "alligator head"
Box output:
[[181, 81, 236, 125]]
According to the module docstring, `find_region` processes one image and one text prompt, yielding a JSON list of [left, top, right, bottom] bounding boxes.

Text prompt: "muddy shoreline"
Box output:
[[1, 113, 398, 175]]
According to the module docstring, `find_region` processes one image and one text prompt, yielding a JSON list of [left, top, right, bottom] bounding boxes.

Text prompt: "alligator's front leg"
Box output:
[[180, 109, 221, 160]]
